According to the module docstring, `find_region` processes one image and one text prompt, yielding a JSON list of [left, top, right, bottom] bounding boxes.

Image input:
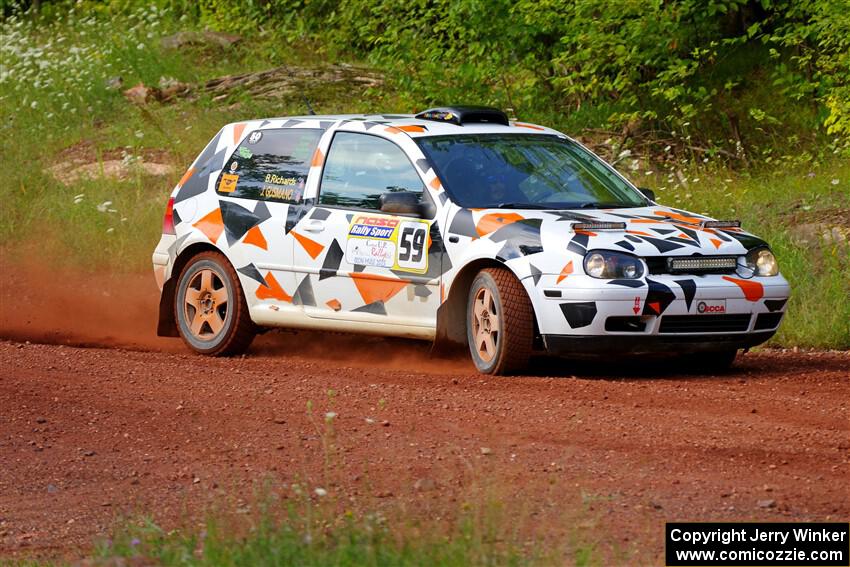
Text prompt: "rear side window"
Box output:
[[318, 132, 424, 210], [216, 128, 323, 203]]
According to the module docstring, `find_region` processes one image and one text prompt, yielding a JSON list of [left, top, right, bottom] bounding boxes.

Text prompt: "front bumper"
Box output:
[[542, 329, 777, 356], [523, 273, 790, 354]]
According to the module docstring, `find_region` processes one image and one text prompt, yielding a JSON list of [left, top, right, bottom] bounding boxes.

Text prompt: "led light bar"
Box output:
[[700, 220, 741, 229], [572, 222, 626, 231], [667, 256, 737, 273]]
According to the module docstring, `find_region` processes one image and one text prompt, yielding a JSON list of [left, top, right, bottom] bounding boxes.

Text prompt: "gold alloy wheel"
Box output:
[[472, 286, 500, 362], [183, 268, 229, 339]]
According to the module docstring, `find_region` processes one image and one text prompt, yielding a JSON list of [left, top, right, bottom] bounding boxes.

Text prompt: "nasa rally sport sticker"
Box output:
[[346, 215, 429, 273]]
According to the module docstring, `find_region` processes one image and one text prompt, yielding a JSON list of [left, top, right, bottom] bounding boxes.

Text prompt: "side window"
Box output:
[[216, 128, 323, 203], [318, 132, 424, 210]]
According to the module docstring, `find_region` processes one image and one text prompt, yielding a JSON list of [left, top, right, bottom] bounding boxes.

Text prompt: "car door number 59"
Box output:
[[397, 221, 428, 271]]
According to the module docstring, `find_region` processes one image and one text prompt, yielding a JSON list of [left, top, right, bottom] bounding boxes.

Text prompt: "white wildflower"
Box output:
[[831, 179, 839, 185], [325, 411, 337, 420], [97, 200, 113, 212], [314, 487, 327, 497], [106, 227, 115, 233]]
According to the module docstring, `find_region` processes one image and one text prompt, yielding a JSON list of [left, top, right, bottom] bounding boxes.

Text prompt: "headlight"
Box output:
[[583, 250, 645, 279], [737, 247, 778, 277]]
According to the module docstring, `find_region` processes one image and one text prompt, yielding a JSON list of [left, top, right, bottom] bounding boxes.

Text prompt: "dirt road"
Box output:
[[1, 333, 848, 561]]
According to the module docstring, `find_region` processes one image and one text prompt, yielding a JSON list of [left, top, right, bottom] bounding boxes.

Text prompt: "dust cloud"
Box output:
[[0, 256, 472, 373]]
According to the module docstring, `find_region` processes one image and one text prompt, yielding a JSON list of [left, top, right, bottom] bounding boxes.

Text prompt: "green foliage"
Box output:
[[767, 0, 850, 138], [301, 0, 850, 154], [7, 0, 847, 153]]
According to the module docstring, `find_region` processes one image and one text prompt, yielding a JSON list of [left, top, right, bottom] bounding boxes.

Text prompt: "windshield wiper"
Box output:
[[577, 202, 638, 209], [485, 202, 558, 210]]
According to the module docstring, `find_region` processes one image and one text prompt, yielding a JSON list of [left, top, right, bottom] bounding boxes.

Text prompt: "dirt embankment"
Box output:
[[0, 260, 848, 562]]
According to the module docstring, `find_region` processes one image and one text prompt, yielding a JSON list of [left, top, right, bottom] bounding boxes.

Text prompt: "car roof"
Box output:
[[229, 114, 563, 138]]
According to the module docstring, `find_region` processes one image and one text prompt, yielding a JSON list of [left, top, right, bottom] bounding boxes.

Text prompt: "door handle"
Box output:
[[303, 220, 325, 233]]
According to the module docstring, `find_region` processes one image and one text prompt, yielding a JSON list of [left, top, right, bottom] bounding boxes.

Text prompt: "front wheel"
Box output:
[[174, 251, 256, 355], [466, 268, 534, 375]]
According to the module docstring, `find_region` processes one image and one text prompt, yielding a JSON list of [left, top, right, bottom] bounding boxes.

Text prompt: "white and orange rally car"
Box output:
[[152, 106, 790, 374]]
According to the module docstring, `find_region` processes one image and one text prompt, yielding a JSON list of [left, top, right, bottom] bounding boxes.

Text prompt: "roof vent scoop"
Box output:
[[415, 106, 509, 126]]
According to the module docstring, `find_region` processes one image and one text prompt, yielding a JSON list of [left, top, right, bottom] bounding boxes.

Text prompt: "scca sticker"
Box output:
[[218, 173, 239, 193], [346, 215, 429, 273]]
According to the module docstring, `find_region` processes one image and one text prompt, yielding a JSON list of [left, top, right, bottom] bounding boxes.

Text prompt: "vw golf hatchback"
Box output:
[[152, 106, 790, 374]]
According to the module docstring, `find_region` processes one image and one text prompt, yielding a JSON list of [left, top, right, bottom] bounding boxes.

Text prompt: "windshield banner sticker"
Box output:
[[346, 215, 429, 273]]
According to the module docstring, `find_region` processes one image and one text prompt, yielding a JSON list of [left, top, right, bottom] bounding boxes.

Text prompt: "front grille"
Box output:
[[659, 314, 751, 334], [645, 256, 738, 275], [754, 312, 783, 330]]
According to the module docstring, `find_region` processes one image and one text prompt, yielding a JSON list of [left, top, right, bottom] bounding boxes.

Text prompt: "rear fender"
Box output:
[[156, 240, 225, 337]]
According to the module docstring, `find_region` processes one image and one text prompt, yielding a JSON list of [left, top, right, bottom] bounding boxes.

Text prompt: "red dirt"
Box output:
[[1, 264, 848, 562]]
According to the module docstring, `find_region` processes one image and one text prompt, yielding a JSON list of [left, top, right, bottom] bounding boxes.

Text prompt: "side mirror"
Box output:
[[380, 191, 424, 216], [638, 187, 656, 202]]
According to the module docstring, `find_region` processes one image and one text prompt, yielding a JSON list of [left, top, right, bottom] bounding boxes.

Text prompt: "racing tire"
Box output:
[[174, 251, 256, 356], [466, 268, 534, 375]]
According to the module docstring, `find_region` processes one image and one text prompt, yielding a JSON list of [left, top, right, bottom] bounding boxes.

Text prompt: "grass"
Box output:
[[84, 406, 614, 567], [93, 506, 544, 567], [82, 403, 598, 566], [1, 5, 847, 350]]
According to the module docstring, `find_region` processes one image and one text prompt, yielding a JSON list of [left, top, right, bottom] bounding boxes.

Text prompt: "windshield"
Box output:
[[416, 134, 647, 209]]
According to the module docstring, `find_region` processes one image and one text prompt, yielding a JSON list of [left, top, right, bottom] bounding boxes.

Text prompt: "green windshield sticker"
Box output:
[[238, 147, 253, 159]]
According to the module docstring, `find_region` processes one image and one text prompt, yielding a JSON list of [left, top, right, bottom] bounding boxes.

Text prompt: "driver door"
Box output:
[[289, 131, 439, 330]]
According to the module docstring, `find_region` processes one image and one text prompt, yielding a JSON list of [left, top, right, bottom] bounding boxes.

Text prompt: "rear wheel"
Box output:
[[175, 251, 255, 355], [466, 268, 534, 375]]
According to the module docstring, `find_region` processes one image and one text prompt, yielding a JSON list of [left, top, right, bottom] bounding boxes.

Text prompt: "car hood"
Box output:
[[449, 204, 767, 260]]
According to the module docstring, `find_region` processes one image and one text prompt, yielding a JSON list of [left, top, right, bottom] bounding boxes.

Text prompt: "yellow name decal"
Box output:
[[260, 185, 298, 200], [264, 174, 297, 186]]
